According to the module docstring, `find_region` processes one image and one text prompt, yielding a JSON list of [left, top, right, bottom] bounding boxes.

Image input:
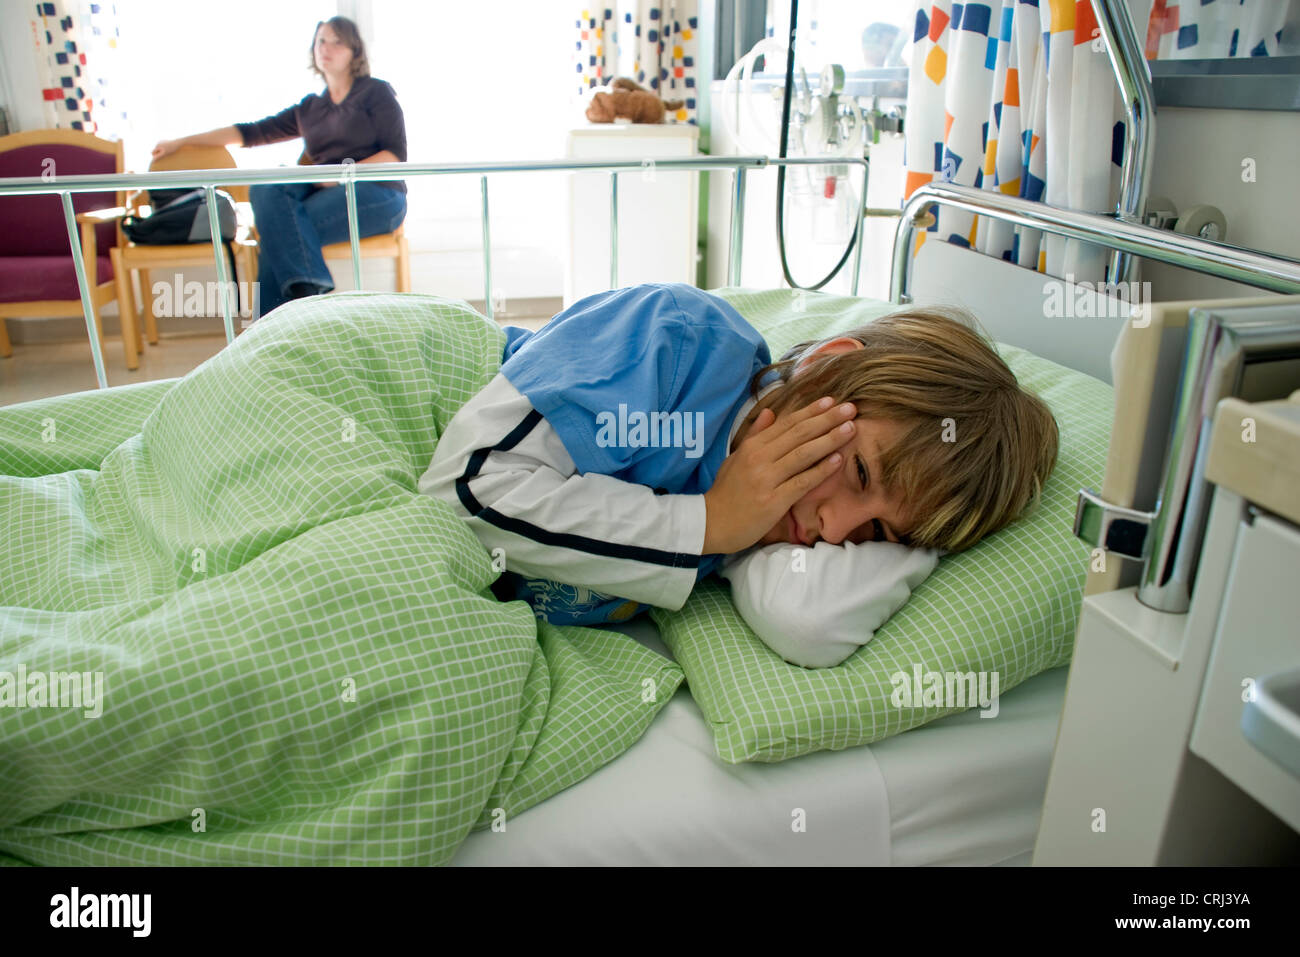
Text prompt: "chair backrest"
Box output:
[[0, 128, 123, 257], [149, 146, 248, 204]]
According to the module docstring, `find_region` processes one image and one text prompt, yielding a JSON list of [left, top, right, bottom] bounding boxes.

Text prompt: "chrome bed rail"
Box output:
[[892, 183, 1300, 302], [893, 181, 1300, 614], [0, 154, 867, 391]]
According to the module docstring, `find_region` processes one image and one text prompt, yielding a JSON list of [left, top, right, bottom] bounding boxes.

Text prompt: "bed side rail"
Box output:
[[894, 182, 1300, 614], [892, 183, 1300, 302], [0, 154, 868, 390]]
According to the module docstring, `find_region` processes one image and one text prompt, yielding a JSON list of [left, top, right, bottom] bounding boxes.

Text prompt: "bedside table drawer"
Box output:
[[1190, 506, 1300, 833]]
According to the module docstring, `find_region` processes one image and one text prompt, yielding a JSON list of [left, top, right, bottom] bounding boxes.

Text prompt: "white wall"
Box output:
[[363, 0, 583, 303], [1141, 107, 1300, 301], [0, 0, 50, 133], [0, 1, 589, 306]]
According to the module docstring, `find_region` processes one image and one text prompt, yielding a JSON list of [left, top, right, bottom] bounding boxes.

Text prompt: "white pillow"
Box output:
[[719, 541, 942, 668]]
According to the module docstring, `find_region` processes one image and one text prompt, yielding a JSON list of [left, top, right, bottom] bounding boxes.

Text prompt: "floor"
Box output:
[[0, 299, 555, 408]]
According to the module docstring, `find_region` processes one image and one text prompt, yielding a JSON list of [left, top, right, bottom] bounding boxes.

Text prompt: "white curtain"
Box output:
[[575, 0, 700, 124], [29, 0, 128, 138], [1146, 0, 1296, 58], [904, 0, 1125, 283]]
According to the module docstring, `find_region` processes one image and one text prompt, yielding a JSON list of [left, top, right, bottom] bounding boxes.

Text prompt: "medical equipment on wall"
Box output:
[[1144, 195, 1230, 242], [719, 0, 869, 289]]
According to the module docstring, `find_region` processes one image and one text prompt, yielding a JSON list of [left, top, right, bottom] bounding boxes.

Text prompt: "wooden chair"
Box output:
[[246, 151, 410, 294], [320, 222, 411, 292], [108, 146, 258, 350], [0, 129, 134, 366]]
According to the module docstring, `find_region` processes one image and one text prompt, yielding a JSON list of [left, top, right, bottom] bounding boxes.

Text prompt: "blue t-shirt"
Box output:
[[495, 283, 771, 625]]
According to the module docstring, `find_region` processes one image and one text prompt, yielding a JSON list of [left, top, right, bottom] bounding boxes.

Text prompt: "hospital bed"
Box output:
[[3, 144, 1300, 866], [454, 180, 1300, 865]]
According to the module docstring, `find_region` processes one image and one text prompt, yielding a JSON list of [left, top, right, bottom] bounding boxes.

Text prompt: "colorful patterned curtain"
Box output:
[[1145, 0, 1295, 59], [575, 1, 700, 125], [904, 0, 1126, 284], [29, 0, 127, 137]]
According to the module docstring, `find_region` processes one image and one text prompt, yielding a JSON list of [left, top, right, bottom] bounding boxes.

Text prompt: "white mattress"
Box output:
[[450, 618, 1068, 865]]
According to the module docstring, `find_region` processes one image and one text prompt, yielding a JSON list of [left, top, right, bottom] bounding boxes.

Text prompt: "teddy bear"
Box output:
[[586, 77, 685, 124]]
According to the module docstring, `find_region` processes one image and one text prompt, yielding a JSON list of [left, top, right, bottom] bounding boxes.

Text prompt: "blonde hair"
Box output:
[[744, 306, 1059, 553]]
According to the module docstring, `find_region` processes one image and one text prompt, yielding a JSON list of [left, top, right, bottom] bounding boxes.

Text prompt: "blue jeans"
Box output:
[[249, 181, 407, 317]]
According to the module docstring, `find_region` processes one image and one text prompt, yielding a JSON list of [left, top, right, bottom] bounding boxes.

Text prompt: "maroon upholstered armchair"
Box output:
[[0, 129, 139, 369]]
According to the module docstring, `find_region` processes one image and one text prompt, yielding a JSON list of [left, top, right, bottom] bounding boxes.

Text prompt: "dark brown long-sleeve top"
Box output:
[[235, 76, 407, 192]]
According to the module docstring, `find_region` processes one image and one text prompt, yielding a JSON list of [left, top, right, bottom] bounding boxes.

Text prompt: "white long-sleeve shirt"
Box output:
[[418, 373, 743, 616]]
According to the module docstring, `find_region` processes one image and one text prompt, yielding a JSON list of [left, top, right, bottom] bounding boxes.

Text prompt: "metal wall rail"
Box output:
[[892, 183, 1300, 301], [0, 154, 868, 389]]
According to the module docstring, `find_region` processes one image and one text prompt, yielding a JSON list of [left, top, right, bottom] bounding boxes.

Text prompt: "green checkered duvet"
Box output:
[[0, 293, 682, 866]]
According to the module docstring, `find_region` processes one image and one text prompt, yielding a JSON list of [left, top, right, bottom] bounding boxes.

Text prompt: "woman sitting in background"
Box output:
[[153, 15, 408, 318]]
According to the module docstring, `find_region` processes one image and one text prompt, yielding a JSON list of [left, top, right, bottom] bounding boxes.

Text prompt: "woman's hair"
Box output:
[[746, 306, 1059, 553], [309, 16, 371, 79]]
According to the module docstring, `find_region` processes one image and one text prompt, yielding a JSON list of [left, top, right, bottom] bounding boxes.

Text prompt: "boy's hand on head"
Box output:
[[702, 397, 857, 555]]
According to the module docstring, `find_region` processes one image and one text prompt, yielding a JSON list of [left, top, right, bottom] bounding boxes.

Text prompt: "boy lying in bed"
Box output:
[[419, 283, 1058, 668]]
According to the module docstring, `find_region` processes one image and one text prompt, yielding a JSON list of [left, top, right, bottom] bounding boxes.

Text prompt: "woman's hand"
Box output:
[[702, 397, 857, 555], [151, 139, 181, 160]]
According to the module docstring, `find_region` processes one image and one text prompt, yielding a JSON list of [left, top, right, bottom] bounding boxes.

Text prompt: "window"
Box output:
[[366, 0, 580, 298], [765, 0, 914, 73], [107, 0, 586, 300], [114, 0, 334, 171]]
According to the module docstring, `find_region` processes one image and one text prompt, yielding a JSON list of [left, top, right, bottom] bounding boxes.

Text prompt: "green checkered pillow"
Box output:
[[650, 288, 1112, 764]]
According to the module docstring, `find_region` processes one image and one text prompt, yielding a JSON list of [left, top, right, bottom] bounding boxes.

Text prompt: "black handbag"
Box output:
[[122, 188, 237, 245]]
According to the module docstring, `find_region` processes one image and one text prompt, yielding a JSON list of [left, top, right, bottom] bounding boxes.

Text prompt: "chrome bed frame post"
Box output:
[[59, 191, 109, 390], [204, 184, 236, 344], [344, 176, 362, 289], [1091, 0, 1156, 285], [849, 158, 868, 297], [480, 175, 492, 320], [609, 171, 619, 289], [728, 166, 746, 287]]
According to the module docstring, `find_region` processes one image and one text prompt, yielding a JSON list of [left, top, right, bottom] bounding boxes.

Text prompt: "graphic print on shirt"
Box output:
[[519, 577, 642, 623]]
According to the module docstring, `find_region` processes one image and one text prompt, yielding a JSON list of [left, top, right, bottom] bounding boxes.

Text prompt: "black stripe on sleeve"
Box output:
[[455, 409, 702, 571]]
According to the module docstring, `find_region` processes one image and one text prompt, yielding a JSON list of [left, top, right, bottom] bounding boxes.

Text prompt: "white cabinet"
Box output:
[[564, 124, 699, 308], [1034, 391, 1300, 864]]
